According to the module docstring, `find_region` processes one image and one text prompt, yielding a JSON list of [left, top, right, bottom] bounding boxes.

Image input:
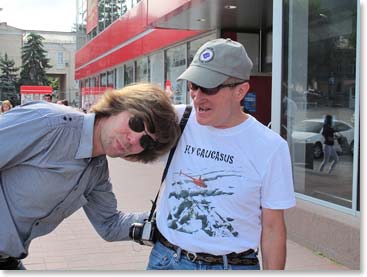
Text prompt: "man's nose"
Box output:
[[127, 132, 142, 145], [191, 88, 206, 101]]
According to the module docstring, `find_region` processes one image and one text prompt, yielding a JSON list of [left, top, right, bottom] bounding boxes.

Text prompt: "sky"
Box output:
[[0, 0, 76, 32]]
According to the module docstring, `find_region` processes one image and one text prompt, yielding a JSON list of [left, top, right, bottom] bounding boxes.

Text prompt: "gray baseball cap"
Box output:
[[177, 38, 253, 88]]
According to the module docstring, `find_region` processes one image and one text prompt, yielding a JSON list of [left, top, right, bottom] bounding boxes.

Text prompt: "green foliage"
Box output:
[[47, 77, 60, 91], [0, 53, 19, 101], [19, 33, 52, 86]]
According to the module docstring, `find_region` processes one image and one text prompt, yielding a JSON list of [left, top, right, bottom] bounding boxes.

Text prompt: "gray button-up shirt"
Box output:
[[0, 102, 146, 258]]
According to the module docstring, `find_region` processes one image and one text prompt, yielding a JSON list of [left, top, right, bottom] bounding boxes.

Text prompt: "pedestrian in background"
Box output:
[[147, 39, 296, 270], [57, 99, 69, 106], [0, 83, 180, 270], [43, 94, 53, 102], [319, 114, 339, 174], [0, 100, 13, 114]]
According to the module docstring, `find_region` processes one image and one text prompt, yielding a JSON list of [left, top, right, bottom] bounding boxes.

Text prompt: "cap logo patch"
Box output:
[[199, 48, 214, 63]]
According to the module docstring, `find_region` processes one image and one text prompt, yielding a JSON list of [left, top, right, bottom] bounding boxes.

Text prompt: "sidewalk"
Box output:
[[22, 159, 349, 270]]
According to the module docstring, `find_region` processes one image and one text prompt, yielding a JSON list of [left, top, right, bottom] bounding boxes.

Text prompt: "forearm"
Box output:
[[83, 181, 149, 242], [260, 209, 287, 270], [85, 206, 148, 242]]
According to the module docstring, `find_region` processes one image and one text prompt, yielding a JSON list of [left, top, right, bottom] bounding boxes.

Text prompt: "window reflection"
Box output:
[[165, 44, 187, 104], [136, 57, 149, 82], [283, 0, 357, 208]]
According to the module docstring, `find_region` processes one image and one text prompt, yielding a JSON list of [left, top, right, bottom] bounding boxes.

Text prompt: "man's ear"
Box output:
[[236, 82, 250, 100]]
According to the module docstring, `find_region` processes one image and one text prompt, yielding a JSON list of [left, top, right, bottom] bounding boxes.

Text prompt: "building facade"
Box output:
[[75, 0, 360, 269], [0, 23, 78, 106]]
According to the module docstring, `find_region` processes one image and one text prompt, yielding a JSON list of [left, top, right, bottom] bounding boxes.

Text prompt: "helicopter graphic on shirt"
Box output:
[[179, 170, 207, 188]]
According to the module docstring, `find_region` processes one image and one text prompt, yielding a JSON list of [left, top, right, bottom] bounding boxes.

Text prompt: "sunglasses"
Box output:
[[188, 81, 247, 95], [128, 116, 157, 150]]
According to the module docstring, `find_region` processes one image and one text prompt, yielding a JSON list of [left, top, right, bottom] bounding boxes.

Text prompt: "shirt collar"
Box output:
[[75, 113, 95, 159]]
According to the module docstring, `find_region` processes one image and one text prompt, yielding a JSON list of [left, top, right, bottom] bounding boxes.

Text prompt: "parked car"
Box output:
[[292, 119, 354, 159]]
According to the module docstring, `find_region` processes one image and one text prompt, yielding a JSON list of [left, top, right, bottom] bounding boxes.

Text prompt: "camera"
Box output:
[[129, 220, 157, 246]]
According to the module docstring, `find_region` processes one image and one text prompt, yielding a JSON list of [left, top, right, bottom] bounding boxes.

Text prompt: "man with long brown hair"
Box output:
[[0, 83, 180, 270]]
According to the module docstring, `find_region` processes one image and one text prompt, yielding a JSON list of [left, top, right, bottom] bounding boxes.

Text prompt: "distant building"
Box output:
[[0, 23, 23, 69], [0, 22, 78, 107]]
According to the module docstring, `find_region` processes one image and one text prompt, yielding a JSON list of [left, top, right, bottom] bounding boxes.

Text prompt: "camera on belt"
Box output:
[[129, 219, 157, 246]]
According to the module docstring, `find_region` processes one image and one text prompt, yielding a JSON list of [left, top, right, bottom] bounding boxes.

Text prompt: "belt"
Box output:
[[156, 231, 258, 266], [0, 256, 22, 270]]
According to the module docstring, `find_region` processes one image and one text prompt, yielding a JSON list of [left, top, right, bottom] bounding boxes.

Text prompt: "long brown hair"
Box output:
[[90, 83, 180, 163]]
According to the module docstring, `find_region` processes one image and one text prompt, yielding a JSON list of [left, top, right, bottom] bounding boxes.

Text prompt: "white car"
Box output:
[[292, 119, 354, 159]]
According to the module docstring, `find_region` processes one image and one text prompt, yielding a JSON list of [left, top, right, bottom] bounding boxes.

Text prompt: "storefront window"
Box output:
[[116, 66, 124, 88], [165, 44, 187, 104], [124, 61, 135, 85], [135, 57, 149, 82], [282, 0, 357, 208], [100, 72, 107, 87], [237, 33, 260, 73], [150, 51, 165, 88], [98, 0, 128, 33], [107, 70, 115, 87]]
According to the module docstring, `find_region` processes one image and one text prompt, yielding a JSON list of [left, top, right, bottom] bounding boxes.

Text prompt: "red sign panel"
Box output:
[[81, 86, 113, 95], [20, 85, 53, 94], [86, 0, 98, 34]]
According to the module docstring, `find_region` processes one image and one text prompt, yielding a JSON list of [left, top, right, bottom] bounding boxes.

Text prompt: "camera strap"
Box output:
[[147, 105, 192, 221]]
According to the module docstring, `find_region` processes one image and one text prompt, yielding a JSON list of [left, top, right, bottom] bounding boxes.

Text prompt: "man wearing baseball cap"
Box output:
[[147, 38, 296, 270]]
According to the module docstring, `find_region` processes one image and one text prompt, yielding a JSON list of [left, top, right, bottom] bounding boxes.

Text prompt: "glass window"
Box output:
[[57, 52, 64, 65], [100, 72, 107, 87], [150, 51, 165, 88], [282, 0, 358, 209], [165, 44, 187, 104], [237, 33, 260, 73], [124, 61, 135, 85], [135, 57, 149, 82], [90, 76, 96, 87], [96, 0, 130, 34], [107, 70, 115, 87], [116, 66, 124, 88]]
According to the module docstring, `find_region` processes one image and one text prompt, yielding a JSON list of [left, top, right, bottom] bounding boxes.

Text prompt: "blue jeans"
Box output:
[[319, 144, 339, 174], [146, 241, 260, 270]]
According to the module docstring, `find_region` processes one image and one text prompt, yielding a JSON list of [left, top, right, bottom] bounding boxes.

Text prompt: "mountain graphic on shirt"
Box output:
[[166, 170, 242, 237]]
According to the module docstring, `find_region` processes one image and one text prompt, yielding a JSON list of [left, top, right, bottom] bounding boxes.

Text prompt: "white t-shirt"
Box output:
[[156, 105, 296, 255]]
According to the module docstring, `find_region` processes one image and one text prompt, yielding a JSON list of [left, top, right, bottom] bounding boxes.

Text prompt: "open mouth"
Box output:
[[198, 106, 211, 112]]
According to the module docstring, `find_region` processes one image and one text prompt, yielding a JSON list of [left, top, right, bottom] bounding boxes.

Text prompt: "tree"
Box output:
[[19, 33, 52, 86], [0, 53, 19, 101]]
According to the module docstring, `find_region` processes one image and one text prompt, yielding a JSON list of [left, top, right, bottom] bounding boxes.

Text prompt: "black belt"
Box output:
[[0, 256, 22, 270], [156, 231, 258, 266]]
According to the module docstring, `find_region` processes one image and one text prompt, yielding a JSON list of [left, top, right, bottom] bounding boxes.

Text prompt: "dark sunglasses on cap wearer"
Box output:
[[188, 81, 248, 96], [128, 116, 157, 150]]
